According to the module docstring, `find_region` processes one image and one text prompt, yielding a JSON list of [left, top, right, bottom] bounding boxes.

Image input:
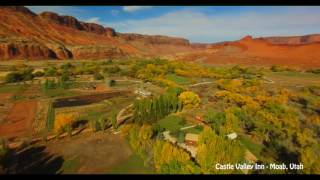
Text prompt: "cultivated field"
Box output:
[[0, 59, 319, 174]]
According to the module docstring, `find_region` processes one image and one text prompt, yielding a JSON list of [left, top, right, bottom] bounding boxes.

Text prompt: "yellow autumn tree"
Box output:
[[153, 140, 200, 174], [196, 127, 245, 174], [299, 146, 320, 174], [178, 91, 201, 109], [54, 113, 76, 133], [127, 124, 153, 161]]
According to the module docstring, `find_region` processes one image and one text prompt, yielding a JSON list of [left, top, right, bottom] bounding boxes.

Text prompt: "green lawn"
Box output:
[[157, 114, 186, 132], [43, 88, 81, 98], [166, 74, 190, 85], [181, 125, 203, 134], [109, 153, 154, 174]]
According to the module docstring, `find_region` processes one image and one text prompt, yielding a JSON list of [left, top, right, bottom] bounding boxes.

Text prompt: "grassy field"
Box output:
[[157, 114, 186, 132], [109, 153, 154, 174], [265, 71, 320, 88], [0, 84, 27, 94], [181, 125, 203, 134], [166, 74, 191, 85], [43, 88, 82, 98]]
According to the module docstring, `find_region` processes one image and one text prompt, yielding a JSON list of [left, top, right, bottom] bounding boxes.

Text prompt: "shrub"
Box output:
[[5, 72, 23, 83], [33, 71, 45, 77], [5, 67, 34, 83], [108, 79, 116, 87], [178, 91, 201, 109], [44, 66, 58, 76], [306, 69, 320, 74], [94, 72, 104, 80], [270, 65, 286, 72], [61, 72, 70, 82], [103, 65, 121, 74]]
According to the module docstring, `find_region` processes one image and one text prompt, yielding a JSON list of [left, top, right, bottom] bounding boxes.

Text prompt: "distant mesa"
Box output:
[[0, 6, 193, 60], [0, 6, 320, 69], [240, 35, 253, 41]]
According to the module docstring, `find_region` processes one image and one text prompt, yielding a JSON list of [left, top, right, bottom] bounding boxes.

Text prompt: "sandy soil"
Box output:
[[175, 39, 320, 69], [0, 100, 37, 140]]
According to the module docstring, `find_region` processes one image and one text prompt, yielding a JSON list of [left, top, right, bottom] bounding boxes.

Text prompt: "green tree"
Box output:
[[110, 110, 118, 129], [98, 116, 107, 131], [108, 79, 116, 87]]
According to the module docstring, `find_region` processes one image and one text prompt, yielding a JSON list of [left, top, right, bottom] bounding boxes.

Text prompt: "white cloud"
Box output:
[[110, 7, 320, 43], [86, 17, 100, 24], [122, 6, 152, 13]]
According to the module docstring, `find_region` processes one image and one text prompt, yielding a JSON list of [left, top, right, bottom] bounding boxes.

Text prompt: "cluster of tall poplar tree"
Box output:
[[133, 91, 183, 123]]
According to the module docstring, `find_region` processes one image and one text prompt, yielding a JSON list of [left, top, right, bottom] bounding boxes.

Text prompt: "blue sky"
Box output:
[[27, 6, 320, 43]]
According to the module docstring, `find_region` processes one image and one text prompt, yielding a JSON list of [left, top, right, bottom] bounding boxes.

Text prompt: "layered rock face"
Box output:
[[0, 42, 57, 60], [0, 6, 194, 60], [39, 12, 117, 37]]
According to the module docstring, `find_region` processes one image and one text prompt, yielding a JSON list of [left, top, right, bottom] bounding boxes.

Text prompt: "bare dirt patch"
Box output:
[[0, 100, 37, 140], [0, 92, 14, 123], [45, 131, 132, 174]]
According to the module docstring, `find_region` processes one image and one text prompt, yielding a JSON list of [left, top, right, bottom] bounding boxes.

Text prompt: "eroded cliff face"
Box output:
[[0, 6, 195, 60], [0, 36, 57, 60], [39, 12, 117, 37], [0, 43, 56, 60]]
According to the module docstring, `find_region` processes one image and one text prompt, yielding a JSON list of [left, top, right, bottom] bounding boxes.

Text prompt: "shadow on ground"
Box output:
[[3, 145, 64, 174]]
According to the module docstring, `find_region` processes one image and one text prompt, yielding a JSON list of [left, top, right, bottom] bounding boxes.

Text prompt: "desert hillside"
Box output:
[[1, 6, 320, 69], [0, 6, 196, 60], [175, 35, 320, 69]]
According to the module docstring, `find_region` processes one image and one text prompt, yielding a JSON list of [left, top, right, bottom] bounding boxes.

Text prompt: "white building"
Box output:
[[134, 88, 151, 97], [227, 132, 238, 140]]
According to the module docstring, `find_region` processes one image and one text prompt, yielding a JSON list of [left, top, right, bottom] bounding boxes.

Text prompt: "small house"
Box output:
[[185, 133, 199, 146]]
